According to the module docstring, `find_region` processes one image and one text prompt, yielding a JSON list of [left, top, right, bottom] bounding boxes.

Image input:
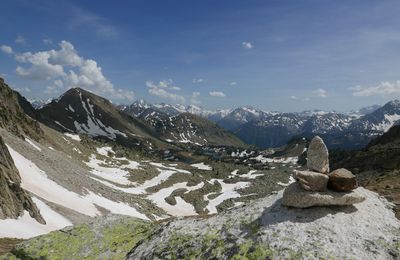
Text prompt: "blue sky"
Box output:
[[1, 0, 400, 112]]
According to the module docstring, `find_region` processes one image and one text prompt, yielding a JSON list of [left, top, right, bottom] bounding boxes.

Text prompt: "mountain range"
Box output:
[[113, 98, 400, 150], [30, 95, 400, 150]]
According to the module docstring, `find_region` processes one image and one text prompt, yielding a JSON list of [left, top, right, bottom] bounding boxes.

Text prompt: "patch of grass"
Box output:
[[150, 230, 277, 260]]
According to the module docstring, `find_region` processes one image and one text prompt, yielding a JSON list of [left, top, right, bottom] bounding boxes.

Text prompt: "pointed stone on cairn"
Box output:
[[307, 136, 329, 174], [282, 136, 365, 208]]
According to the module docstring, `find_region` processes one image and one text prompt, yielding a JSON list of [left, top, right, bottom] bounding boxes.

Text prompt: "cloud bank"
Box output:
[[5, 40, 134, 101]]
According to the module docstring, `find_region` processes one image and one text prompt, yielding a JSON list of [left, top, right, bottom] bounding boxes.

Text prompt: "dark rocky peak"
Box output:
[[0, 77, 42, 139]]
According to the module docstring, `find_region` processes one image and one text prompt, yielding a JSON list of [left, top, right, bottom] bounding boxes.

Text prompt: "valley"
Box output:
[[0, 75, 399, 259]]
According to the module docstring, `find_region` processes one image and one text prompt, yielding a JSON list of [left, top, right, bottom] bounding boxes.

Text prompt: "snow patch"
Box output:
[[191, 162, 212, 171], [25, 138, 41, 151], [0, 197, 72, 239], [64, 133, 81, 141]]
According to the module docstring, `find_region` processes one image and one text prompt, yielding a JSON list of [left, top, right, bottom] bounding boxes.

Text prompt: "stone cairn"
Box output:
[[282, 136, 366, 208]]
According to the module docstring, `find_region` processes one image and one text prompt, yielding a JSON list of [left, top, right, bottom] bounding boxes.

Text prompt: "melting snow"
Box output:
[[86, 155, 139, 186], [7, 146, 147, 220], [147, 182, 204, 216], [96, 146, 115, 156], [191, 162, 212, 171], [239, 170, 263, 179], [25, 138, 41, 151], [0, 197, 72, 239], [277, 176, 296, 186], [205, 180, 250, 214], [64, 133, 81, 142]]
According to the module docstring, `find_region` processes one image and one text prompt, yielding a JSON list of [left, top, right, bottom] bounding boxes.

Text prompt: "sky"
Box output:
[[1, 0, 400, 112]]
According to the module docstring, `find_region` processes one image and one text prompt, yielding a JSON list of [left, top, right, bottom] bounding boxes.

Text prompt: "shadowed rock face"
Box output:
[[0, 77, 43, 140], [0, 136, 44, 224]]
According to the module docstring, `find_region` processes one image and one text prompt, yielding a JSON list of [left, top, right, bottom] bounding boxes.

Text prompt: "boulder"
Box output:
[[328, 168, 357, 192], [293, 170, 329, 192], [307, 136, 329, 173], [282, 182, 366, 208]]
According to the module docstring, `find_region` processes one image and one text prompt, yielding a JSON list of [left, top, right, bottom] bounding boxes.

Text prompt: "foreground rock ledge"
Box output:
[[282, 182, 366, 208]]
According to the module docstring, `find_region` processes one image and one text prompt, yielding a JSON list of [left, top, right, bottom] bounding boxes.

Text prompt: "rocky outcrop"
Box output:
[[282, 182, 365, 208], [307, 136, 329, 173], [284, 136, 362, 208], [293, 170, 329, 192], [328, 168, 358, 192], [0, 77, 43, 140], [0, 136, 44, 224]]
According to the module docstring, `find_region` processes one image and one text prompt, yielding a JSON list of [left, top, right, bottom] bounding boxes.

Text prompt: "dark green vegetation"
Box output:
[[331, 125, 400, 219]]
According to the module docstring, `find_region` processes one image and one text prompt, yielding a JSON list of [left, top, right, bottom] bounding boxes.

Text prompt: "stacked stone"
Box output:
[[282, 136, 365, 208]]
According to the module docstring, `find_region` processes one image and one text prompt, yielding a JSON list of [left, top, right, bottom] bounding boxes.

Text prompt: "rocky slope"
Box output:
[[0, 78, 43, 140], [3, 187, 399, 259], [0, 135, 44, 224]]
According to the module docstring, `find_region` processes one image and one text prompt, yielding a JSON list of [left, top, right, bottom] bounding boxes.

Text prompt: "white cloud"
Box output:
[[45, 79, 64, 94], [209, 91, 226, 97], [43, 38, 53, 45], [312, 88, 328, 98], [69, 8, 118, 38], [15, 36, 26, 45], [242, 42, 254, 49], [9, 40, 134, 101], [190, 91, 201, 105], [229, 81, 237, 86], [146, 80, 185, 103], [350, 81, 400, 97], [193, 78, 204, 83], [14, 87, 31, 93], [0, 45, 13, 55], [290, 95, 298, 100]]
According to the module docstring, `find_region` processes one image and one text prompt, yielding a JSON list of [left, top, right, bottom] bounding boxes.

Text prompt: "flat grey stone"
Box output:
[[282, 182, 366, 208], [293, 170, 329, 192]]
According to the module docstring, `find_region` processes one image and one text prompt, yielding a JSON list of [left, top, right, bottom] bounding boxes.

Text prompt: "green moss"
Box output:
[[6, 217, 155, 260], [150, 229, 277, 260]]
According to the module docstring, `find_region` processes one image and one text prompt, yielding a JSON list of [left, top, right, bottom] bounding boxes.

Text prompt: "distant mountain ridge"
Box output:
[[28, 92, 398, 150], [116, 98, 397, 149]]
